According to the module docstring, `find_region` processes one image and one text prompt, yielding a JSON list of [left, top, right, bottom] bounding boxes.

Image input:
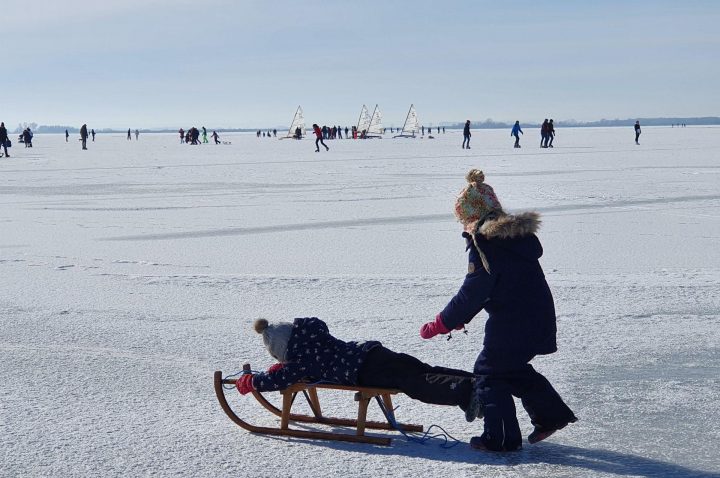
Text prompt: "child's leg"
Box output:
[[473, 353, 523, 451], [508, 363, 577, 430], [475, 378, 522, 451], [357, 346, 473, 408]]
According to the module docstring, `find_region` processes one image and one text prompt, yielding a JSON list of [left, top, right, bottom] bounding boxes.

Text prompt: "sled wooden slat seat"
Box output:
[[214, 364, 423, 446]]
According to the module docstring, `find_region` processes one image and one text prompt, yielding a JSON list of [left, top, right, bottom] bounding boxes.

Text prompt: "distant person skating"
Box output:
[[127, 128, 131, 140], [462, 120, 471, 149], [212, 130, 220, 144], [91, 129, 96, 141], [65, 129, 69, 143], [202, 127, 208, 143], [135, 129, 139, 140], [541, 119, 549, 148], [344, 126, 349, 138], [80, 124, 89, 150], [0, 122, 9, 157], [312, 123, 329, 152], [511, 121, 523, 148], [547, 120, 555, 148], [634, 121, 641, 145]]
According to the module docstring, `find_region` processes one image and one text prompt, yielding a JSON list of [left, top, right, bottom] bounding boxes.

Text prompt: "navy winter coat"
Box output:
[[252, 317, 381, 392], [439, 212, 557, 358]]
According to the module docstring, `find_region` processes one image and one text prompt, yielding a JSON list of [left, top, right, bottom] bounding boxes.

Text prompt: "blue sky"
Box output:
[[2, 0, 718, 129]]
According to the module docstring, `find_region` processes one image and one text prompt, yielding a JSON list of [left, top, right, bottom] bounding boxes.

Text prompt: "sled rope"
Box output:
[[374, 396, 461, 449]]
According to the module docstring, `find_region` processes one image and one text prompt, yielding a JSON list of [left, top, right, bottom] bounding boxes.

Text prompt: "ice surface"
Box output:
[[1, 127, 719, 477]]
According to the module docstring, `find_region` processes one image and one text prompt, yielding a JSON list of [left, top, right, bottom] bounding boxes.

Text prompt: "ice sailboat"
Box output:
[[282, 106, 305, 139], [393, 104, 420, 138]]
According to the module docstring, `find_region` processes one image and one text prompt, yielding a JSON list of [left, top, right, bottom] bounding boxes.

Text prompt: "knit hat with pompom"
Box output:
[[454, 169, 503, 230], [253, 319, 293, 362]]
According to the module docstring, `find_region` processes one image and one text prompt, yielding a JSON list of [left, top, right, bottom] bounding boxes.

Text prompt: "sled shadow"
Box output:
[[290, 438, 719, 477]]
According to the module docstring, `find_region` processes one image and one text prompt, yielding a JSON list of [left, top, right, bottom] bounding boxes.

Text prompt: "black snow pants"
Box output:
[[315, 137, 328, 151], [358, 346, 473, 409], [473, 348, 577, 451]]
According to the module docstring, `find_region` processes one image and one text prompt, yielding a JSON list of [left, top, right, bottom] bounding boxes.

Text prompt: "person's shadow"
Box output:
[[259, 432, 719, 477]]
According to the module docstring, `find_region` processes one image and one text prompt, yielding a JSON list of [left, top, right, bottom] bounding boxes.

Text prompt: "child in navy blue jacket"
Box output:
[[420, 169, 577, 451], [237, 317, 481, 417]]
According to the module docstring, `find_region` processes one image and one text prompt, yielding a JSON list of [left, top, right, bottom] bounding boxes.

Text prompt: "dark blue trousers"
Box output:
[[474, 348, 576, 450]]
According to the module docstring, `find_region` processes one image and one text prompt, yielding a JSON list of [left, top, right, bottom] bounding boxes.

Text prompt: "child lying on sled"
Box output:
[[236, 317, 482, 420]]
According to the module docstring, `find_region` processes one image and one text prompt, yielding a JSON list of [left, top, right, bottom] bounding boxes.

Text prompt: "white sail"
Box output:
[[284, 106, 305, 138], [367, 104, 383, 135], [356, 104, 371, 133], [400, 104, 420, 135]]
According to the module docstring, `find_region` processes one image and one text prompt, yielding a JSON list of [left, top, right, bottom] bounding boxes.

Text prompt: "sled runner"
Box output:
[[214, 364, 424, 446]]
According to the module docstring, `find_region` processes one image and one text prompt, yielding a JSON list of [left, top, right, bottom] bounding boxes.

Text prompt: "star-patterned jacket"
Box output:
[[252, 317, 381, 392]]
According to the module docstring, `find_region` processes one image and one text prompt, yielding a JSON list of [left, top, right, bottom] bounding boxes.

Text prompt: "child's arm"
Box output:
[[438, 268, 496, 330], [251, 362, 309, 393]]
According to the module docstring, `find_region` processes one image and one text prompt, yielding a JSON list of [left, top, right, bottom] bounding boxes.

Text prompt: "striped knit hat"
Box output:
[[454, 169, 503, 230]]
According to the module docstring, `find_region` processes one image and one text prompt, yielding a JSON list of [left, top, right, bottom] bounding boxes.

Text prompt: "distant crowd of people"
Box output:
[[178, 126, 221, 145], [0, 119, 662, 157]]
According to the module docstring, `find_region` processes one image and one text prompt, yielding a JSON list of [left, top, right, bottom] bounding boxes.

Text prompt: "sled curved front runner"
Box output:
[[214, 365, 423, 446]]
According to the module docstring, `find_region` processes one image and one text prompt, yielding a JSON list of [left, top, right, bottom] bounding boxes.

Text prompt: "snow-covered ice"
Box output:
[[1, 127, 719, 477]]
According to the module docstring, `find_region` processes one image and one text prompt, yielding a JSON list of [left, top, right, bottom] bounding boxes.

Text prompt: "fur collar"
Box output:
[[477, 211, 541, 239]]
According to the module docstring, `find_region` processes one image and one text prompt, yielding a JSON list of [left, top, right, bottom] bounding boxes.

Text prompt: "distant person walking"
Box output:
[[65, 129, 69, 143], [127, 128, 131, 140], [634, 121, 641, 145], [212, 130, 220, 144], [547, 119, 555, 148], [23, 128, 33, 147], [462, 120, 471, 149], [135, 129, 139, 140], [91, 129, 96, 141], [541, 119, 549, 148], [312, 123, 329, 152], [179, 128, 185, 144], [0, 122, 9, 157], [511, 121, 523, 148], [202, 127, 208, 143], [80, 124, 89, 150]]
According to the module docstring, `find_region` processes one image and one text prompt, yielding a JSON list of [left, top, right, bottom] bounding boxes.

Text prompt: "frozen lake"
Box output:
[[1, 126, 719, 477]]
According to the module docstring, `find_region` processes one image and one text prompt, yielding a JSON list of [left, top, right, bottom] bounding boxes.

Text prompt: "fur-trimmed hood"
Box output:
[[477, 211, 540, 239], [466, 212, 543, 273]]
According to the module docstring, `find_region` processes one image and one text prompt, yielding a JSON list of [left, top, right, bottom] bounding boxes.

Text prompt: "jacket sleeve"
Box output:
[[439, 265, 496, 330], [251, 362, 309, 392]]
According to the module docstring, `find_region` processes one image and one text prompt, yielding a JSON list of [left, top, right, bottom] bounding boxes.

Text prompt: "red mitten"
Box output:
[[420, 314, 452, 339], [236, 374, 255, 395], [267, 363, 284, 374]]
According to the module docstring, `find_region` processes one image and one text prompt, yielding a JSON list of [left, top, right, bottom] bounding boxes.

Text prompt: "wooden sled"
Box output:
[[214, 364, 424, 446]]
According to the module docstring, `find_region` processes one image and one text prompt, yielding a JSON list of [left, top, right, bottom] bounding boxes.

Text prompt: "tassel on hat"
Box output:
[[454, 169, 505, 273]]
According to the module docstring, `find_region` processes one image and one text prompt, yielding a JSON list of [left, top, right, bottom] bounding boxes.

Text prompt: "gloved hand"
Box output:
[[267, 363, 284, 374], [236, 374, 255, 395], [420, 314, 452, 339]]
